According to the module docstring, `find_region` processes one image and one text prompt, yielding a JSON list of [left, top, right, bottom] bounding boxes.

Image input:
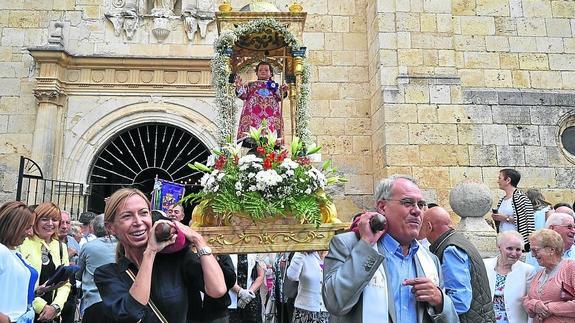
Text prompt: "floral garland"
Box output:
[[211, 18, 312, 144]]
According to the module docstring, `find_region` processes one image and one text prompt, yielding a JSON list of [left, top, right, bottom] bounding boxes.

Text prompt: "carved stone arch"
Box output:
[[61, 101, 218, 188]]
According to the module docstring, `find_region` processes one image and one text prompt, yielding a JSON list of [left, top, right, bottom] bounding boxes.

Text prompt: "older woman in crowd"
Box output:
[[523, 229, 575, 322], [483, 231, 535, 323], [94, 188, 226, 323], [0, 202, 37, 323], [19, 202, 71, 322]]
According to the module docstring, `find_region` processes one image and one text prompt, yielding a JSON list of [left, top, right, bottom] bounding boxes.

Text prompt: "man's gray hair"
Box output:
[[92, 214, 107, 238], [374, 175, 418, 203], [545, 212, 573, 228]]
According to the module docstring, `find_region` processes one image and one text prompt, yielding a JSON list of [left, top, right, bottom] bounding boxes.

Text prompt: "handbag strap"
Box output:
[[125, 268, 169, 323]]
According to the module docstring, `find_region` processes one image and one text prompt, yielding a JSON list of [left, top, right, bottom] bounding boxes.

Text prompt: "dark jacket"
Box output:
[[429, 229, 495, 323], [95, 248, 204, 323], [187, 254, 236, 322]]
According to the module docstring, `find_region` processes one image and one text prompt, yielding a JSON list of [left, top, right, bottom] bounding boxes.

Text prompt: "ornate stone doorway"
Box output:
[[87, 123, 210, 214]]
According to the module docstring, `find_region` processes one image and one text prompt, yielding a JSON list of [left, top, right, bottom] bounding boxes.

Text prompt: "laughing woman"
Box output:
[[19, 202, 70, 323], [523, 229, 575, 322], [94, 188, 226, 323]]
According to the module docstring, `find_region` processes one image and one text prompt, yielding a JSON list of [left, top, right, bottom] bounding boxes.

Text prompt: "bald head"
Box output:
[[555, 206, 574, 217], [420, 207, 452, 243]]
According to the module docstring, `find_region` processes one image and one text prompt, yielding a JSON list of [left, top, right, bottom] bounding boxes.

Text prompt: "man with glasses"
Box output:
[[419, 207, 494, 322], [322, 175, 458, 323], [545, 212, 575, 259]]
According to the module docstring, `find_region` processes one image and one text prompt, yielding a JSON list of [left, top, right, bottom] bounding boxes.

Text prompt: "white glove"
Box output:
[[237, 298, 247, 309], [238, 288, 256, 302]]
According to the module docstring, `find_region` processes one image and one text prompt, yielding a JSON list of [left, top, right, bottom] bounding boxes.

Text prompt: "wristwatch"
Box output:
[[51, 303, 61, 313], [197, 246, 213, 257]]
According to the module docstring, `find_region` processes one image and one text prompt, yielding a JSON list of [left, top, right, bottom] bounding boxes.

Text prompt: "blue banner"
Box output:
[[151, 179, 185, 212]]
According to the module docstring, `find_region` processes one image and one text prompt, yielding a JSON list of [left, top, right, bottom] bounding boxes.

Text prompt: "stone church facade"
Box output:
[[0, 0, 574, 216]]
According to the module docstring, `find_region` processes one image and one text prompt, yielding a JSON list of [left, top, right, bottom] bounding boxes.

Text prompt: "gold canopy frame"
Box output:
[[191, 3, 347, 254]]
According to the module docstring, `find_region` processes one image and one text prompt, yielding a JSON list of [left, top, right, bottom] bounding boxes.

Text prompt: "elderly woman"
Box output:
[[483, 231, 535, 323], [19, 202, 71, 323], [0, 202, 37, 323], [94, 188, 226, 323], [523, 229, 575, 322]]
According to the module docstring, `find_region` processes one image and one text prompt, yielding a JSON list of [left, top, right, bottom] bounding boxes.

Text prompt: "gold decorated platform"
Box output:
[[195, 222, 348, 254]]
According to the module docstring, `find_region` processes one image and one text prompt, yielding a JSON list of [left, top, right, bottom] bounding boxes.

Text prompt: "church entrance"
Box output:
[[87, 122, 210, 219]]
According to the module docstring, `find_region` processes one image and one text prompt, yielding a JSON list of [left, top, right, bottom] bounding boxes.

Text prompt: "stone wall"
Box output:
[[369, 0, 575, 212]]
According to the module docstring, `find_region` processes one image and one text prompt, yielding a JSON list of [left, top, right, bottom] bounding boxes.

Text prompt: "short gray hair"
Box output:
[[496, 231, 524, 248], [92, 214, 107, 238], [545, 212, 573, 228], [374, 175, 418, 204]]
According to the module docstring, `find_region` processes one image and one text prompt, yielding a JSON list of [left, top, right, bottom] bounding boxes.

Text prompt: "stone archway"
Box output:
[[87, 122, 210, 213]]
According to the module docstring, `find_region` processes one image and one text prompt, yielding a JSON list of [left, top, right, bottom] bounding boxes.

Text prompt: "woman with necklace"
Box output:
[[523, 229, 575, 322], [484, 231, 535, 323], [19, 202, 71, 323]]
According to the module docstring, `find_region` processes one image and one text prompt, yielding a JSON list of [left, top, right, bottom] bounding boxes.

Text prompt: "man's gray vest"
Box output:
[[429, 229, 495, 323]]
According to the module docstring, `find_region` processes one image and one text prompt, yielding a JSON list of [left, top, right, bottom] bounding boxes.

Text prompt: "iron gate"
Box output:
[[16, 156, 87, 216]]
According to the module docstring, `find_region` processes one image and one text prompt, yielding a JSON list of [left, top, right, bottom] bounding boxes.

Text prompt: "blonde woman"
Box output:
[[94, 188, 226, 323]]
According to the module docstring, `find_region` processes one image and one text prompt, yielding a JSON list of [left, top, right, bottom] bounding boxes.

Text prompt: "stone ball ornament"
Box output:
[[449, 180, 493, 219]]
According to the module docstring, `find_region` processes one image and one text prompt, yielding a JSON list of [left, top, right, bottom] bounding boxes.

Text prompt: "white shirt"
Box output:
[[286, 252, 327, 312], [498, 198, 517, 232], [0, 244, 32, 321]]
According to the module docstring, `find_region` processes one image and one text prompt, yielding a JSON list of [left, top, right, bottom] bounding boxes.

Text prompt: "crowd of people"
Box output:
[[1, 168, 574, 323]]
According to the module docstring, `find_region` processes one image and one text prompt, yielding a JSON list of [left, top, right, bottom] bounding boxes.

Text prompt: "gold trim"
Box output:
[[196, 223, 348, 253]]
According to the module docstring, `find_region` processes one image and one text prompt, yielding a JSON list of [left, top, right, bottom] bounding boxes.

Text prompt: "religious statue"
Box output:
[[234, 61, 288, 142]]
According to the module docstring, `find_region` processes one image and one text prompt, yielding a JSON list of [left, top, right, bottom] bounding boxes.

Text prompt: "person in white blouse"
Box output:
[[483, 231, 536, 323], [286, 251, 328, 323]]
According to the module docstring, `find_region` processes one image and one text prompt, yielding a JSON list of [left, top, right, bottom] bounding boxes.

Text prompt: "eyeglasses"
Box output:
[[556, 224, 575, 230], [530, 247, 549, 254], [386, 198, 427, 209]]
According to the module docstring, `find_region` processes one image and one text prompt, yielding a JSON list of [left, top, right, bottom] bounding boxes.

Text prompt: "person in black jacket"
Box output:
[[188, 254, 236, 323]]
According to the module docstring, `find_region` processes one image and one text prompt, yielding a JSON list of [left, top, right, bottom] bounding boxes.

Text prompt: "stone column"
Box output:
[[31, 90, 66, 179], [449, 180, 498, 258]]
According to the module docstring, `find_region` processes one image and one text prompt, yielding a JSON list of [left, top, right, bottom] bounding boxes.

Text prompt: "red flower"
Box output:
[[263, 157, 273, 170], [297, 156, 310, 166], [256, 146, 266, 156], [278, 150, 288, 162], [214, 156, 227, 170]]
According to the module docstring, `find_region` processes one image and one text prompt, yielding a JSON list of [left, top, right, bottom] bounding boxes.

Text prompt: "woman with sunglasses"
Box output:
[[19, 202, 70, 323], [523, 229, 575, 322]]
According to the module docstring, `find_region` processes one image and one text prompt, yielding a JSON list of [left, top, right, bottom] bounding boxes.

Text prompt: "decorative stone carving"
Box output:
[[105, 0, 215, 42], [182, 0, 216, 41], [122, 8, 140, 40], [33, 90, 66, 105], [47, 22, 65, 49], [449, 180, 498, 258], [152, 16, 171, 42], [152, 0, 177, 16]]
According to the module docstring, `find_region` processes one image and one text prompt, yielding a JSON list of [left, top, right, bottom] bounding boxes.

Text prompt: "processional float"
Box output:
[[187, 1, 348, 254]]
